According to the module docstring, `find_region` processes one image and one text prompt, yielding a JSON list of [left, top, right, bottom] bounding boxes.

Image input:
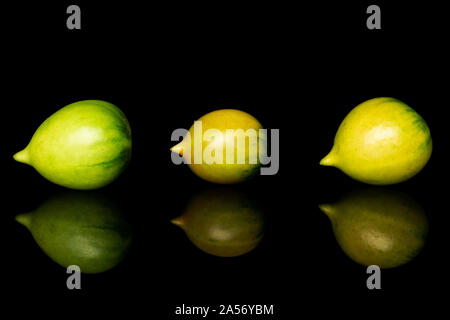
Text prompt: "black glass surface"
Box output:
[[2, 2, 448, 318]]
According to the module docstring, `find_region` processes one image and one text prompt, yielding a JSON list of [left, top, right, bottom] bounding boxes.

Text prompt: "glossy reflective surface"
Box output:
[[320, 188, 429, 268], [15, 191, 133, 274], [171, 187, 265, 257]]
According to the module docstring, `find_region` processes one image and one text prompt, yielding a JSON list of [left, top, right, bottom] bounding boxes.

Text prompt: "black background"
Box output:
[[2, 1, 448, 317]]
